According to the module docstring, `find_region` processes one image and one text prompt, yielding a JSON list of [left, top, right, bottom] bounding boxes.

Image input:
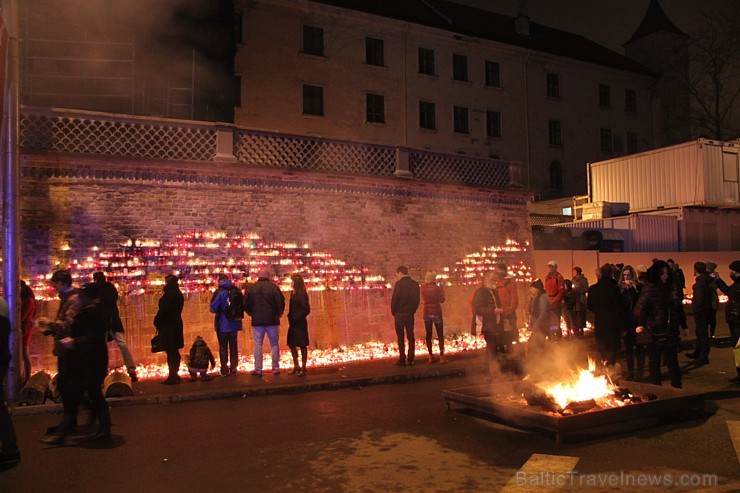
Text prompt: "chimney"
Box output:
[[515, 0, 530, 37]]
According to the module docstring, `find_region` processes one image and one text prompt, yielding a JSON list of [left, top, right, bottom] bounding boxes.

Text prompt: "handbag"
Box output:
[[151, 333, 165, 353]]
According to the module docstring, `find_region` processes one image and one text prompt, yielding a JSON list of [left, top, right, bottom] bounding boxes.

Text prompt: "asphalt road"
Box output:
[[3, 369, 740, 492]]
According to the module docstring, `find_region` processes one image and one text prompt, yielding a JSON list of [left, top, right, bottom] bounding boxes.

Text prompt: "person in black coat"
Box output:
[[390, 265, 420, 366], [715, 260, 740, 383], [685, 262, 713, 366], [41, 283, 112, 444], [634, 260, 686, 389], [154, 274, 185, 384], [619, 265, 645, 381], [0, 297, 20, 465], [93, 272, 137, 381], [587, 264, 624, 367], [287, 274, 311, 376]]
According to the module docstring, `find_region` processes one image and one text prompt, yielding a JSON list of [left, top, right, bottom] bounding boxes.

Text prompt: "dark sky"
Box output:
[[452, 0, 738, 53]]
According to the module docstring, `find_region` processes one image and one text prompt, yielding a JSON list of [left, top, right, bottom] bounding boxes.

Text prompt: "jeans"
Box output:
[[394, 314, 415, 363], [217, 330, 239, 374], [110, 331, 136, 371], [253, 326, 280, 373], [0, 366, 18, 454], [424, 316, 444, 356]]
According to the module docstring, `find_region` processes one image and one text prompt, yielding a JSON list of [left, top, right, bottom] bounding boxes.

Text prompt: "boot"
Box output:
[[729, 368, 740, 384], [90, 408, 112, 442], [128, 368, 138, 382], [439, 353, 448, 364]]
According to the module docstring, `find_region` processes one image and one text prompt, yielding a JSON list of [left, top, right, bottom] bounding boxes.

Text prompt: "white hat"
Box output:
[[546, 260, 557, 267]]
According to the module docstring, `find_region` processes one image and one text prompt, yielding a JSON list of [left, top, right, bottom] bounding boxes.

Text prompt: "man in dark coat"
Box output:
[[716, 260, 740, 383], [244, 269, 285, 376], [686, 262, 713, 366], [0, 296, 20, 465], [587, 264, 624, 367], [154, 274, 185, 384], [93, 272, 137, 381], [390, 265, 420, 366]]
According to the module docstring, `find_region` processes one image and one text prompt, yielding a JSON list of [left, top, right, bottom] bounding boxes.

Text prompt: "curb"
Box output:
[[10, 365, 470, 416]]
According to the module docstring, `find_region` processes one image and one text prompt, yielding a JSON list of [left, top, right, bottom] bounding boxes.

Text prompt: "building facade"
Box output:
[[234, 0, 655, 199]]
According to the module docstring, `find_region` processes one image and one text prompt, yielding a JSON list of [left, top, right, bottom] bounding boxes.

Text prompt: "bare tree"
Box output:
[[685, 5, 740, 140]]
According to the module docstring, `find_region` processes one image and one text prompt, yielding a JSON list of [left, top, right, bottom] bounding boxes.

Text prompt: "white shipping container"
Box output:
[[555, 213, 678, 252], [588, 139, 740, 212]]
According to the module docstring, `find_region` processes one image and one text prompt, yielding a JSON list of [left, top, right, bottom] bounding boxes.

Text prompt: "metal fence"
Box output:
[[20, 107, 519, 189]]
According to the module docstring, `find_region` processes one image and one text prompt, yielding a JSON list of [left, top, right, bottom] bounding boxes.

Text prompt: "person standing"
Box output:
[[715, 261, 740, 383], [527, 279, 552, 347], [244, 269, 285, 376], [587, 264, 624, 368], [634, 260, 686, 389], [20, 280, 36, 383], [686, 262, 713, 367], [154, 274, 185, 385], [473, 271, 507, 373], [0, 296, 20, 465], [544, 260, 565, 339], [421, 271, 446, 364], [571, 267, 589, 338], [705, 262, 720, 340], [93, 272, 137, 382], [41, 283, 112, 444], [495, 264, 518, 335], [619, 265, 645, 381], [390, 266, 420, 366], [210, 274, 243, 376], [287, 274, 311, 376]]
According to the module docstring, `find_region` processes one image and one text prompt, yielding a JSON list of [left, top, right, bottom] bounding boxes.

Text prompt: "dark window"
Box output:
[[600, 128, 613, 151], [453, 54, 468, 82], [599, 84, 611, 107], [546, 73, 560, 98], [625, 89, 637, 112], [485, 60, 500, 87], [486, 110, 501, 138], [302, 25, 324, 56], [365, 37, 384, 66], [626, 132, 637, 154], [303, 84, 324, 116], [366, 93, 385, 123], [548, 119, 562, 146], [550, 161, 563, 190], [453, 106, 469, 134], [234, 13, 243, 44], [418, 47, 435, 75], [234, 75, 241, 108], [419, 101, 436, 130]]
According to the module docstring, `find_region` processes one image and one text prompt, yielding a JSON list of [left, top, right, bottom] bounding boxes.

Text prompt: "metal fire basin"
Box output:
[[443, 381, 706, 443]]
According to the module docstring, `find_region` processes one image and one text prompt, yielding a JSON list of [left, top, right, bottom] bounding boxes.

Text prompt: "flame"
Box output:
[[536, 358, 619, 409]]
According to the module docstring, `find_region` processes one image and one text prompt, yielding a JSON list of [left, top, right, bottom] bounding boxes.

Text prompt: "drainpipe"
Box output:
[[2, 0, 21, 401], [523, 50, 532, 190]]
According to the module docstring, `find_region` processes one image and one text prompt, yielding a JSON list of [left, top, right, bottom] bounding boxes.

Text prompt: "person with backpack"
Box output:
[[210, 274, 244, 376], [244, 269, 285, 376]]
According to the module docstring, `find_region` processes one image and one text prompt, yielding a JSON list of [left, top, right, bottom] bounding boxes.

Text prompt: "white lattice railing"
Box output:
[[20, 107, 520, 189]]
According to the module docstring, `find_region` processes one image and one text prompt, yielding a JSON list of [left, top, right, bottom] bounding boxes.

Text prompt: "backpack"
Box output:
[[224, 287, 245, 320]]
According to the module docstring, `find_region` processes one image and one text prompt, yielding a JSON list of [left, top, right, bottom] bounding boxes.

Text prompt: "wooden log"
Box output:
[[17, 370, 51, 406]]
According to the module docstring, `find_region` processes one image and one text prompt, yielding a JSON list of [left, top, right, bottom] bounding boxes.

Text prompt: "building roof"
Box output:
[[312, 0, 655, 76], [624, 0, 689, 45]]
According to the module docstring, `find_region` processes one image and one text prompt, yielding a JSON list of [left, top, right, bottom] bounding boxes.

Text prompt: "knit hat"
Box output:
[[530, 279, 544, 290], [730, 260, 740, 273]]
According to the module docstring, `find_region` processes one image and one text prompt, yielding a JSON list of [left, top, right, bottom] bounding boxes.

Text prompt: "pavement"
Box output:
[[10, 335, 740, 417]]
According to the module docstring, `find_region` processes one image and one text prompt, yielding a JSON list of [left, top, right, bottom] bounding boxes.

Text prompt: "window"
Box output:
[[548, 119, 562, 146], [366, 93, 385, 123], [549, 161, 563, 190], [365, 37, 384, 66], [599, 84, 611, 107], [302, 25, 324, 56], [626, 132, 637, 154], [233, 75, 241, 108], [485, 60, 500, 87], [234, 13, 243, 44], [452, 54, 468, 82], [625, 89, 637, 112], [303, 84, 324, 116], [486, 110, 501, 138], [453, 106, 469, 134], [600, 128, 613, 152], [418, 47, 435, 75], [419, 101, 436, 130], [546, 73, 560, 98]]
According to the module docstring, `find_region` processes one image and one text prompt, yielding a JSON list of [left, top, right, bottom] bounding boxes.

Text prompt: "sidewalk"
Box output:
[[11, 337, 740, 416]]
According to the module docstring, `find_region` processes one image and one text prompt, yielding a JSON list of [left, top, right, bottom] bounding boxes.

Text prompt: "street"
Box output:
[[3, 367, 740, 492]]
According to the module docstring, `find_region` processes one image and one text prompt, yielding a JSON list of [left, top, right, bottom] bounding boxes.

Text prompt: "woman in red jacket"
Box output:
[[421, 271, 447, 364], [20, 280, 36, 383]]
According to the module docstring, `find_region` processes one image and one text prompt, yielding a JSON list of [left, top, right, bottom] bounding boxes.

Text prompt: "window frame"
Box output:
[[625, 89, 637, 113], [548, 119, 562, 146], [452, 54, 468, 82], [453, 105, 470, 134], [599, 84, 611, 108], [365, 93, 385, 123], [302, 25, 324, 56], [546, 73, 560, 98], [365, 37, 385, 67], [302, 84, 324, 116], [419, 100, 436, 130], [600, 127, 613, 152], [486, 110, 502, 138], [418, 47, 436, 76], [484, 60, 500, 87]]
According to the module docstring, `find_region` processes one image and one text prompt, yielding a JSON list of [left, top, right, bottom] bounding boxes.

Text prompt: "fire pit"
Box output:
[[444, 380, 705, 442]]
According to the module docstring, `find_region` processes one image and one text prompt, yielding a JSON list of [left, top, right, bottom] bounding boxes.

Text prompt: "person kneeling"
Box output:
[[187, 336, 216, 382]]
